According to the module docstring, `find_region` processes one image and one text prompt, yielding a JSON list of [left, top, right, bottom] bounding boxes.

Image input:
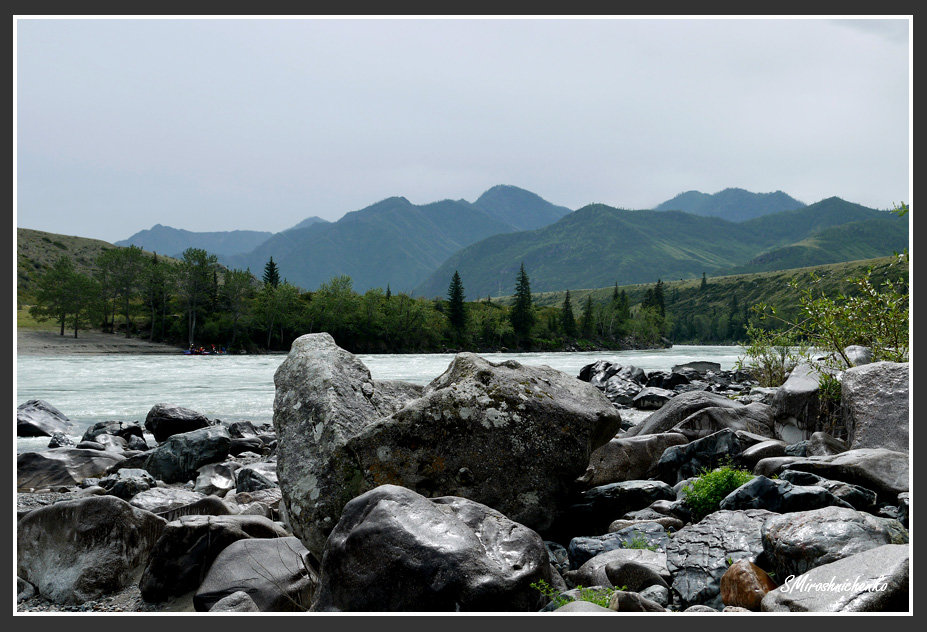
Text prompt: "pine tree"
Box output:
[[580, 295, 595, 337], [446, 271, 467, 336], [561, 290, 576, 338], [263, 257, 281, 288], [654, 279, 665, 317], [385, 284, 391, 300], [700, 272, 707, 291], [612, 282, 619, 302], [510, 263, 535, 341]]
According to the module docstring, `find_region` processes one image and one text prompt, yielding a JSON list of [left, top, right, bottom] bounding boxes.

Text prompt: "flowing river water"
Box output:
[[15, 345, 745, 453]]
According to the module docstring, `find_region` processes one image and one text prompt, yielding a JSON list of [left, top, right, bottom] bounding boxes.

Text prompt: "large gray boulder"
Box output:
[[139, 514, 289, 602], [770, 362, 830, 443], [841, 361, 909, 452], [577, 433, 689, 487], [672, 403, 775, 440], [624, 391, 742, 437], [194, 537, 317, 612], [129, 486, 207, 514], [761, 544, 908, 612], [754, 448, 908, 499], [17, 399, 75, 437], [761, 506, 908, 579], [665, 509, 777, 609], [273, 333, 621, 556], [17, 496, 166, 604], [144, 403, 212, 443], [144, 425, 231, 484], [17, 448, 125, 491], [311, 485, 551, 612]]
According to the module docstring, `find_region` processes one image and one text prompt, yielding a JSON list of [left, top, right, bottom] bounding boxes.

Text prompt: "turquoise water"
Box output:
[[16, 345, 744, 453]]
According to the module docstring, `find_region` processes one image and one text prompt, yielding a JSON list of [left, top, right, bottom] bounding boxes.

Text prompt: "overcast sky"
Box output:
[[16, 17, 911, 243]]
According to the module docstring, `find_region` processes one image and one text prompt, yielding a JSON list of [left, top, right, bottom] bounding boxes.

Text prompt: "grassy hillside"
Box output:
[[415, 197, 901, 299], [17, 228, 120, 303]]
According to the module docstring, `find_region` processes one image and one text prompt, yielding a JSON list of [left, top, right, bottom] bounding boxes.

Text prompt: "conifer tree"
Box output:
[[446, 271, 467, 336], [700, 272, 707, 291], [263, 257, 281, 288], [561, 290, 576, 337], [510, 263, 535, 341], [385, 284, 391, 300], [580, 295, 595, 337]]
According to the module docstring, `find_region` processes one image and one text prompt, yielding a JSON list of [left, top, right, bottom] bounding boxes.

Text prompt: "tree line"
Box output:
[[26, 248, 674, 353]]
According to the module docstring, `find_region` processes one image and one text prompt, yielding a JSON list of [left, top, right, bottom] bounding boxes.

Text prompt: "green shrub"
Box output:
[[682, 464, 755, 521], [531, 579, 621, 609], [622, 532, 659, 551]]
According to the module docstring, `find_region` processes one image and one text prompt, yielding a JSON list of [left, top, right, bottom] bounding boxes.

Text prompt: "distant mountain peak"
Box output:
[[654, 188, 806, 222]]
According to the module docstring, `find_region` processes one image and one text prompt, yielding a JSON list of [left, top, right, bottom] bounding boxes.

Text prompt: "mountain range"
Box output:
[[106, 186, 905, 296], [413, 197, 907, 298]]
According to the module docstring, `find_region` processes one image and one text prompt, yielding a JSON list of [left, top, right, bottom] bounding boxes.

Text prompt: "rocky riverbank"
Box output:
[[16, 334, 910, 613]]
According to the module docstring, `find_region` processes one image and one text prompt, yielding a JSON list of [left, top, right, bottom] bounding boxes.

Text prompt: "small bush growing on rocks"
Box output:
[[682, 463, 755, 521], [531, 579, 621, 609]]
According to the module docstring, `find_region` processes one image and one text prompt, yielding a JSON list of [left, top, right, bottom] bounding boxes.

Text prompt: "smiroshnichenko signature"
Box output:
[[779, 574, 890, 594]]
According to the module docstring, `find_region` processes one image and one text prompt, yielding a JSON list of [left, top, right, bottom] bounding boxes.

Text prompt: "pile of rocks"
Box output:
[[16, 335, 910, 614]]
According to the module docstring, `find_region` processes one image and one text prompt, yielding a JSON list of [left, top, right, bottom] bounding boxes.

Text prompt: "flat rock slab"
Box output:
[[761, 544, 909, 612], [18, 448, 125, 491], [666, 509, 777, 610]]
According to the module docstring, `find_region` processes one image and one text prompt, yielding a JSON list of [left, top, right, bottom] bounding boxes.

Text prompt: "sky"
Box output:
[[15, 17, 911, 244]]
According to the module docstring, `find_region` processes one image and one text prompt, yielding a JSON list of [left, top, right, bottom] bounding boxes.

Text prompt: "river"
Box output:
[[16, 345, 745, 453]]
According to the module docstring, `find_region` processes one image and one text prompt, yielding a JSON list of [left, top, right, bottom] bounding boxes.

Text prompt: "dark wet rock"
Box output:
[[129, 486, 206, 514], [144, 403, 213, 443], [17, 496, 166, 604], [144, 425, 231, 484], [274, 333, 620, 556], [563, 548, 670, 589], [568, 523, 669, 569], [193, 462, 240, 496], [139, 514, 289, 603], [545, 541, 570, 576], [17, 399, 76, 437], [665, 509, 777, 609], [656, 429, 769, 484], [753, 448, 908, 499], [310, 485, 550, 612], [807, 431, 848, 456], [777, 471, 878, 512], [672, 402, 775, 440], [194, 536, 317, 612], [234, 461, 278, 493], [81, 420, 145, 444], [625, 390, 743, 437], [47, 432, 75, 448], [646, 370, 690, 390], [897, 492, 909, 528], [98, 467, 157, 500], [761, 544, 908, 612], [720, 559, 777, 610], [229, 436, 265, 455], [155, 495, 236, 521], [762, 506, 908, 579], [565, 480, 676, 536], [672, 361, 721, 374], [608, 590, 666, 612], [841, 361, 909, 453], [631, 387, 676, 410], [719, 475, 852, 513], [17, 448, 125, 491], [75, 440, 107, 451], [604, 560, 669, 592], [209, 590, 260, 612], [737, 439, 787, 469], [578, 433, 688, 487], [784, 440, 811, 457]]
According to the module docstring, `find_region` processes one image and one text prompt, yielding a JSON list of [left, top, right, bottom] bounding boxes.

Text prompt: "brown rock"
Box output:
[[720, 559, 777, 610]]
